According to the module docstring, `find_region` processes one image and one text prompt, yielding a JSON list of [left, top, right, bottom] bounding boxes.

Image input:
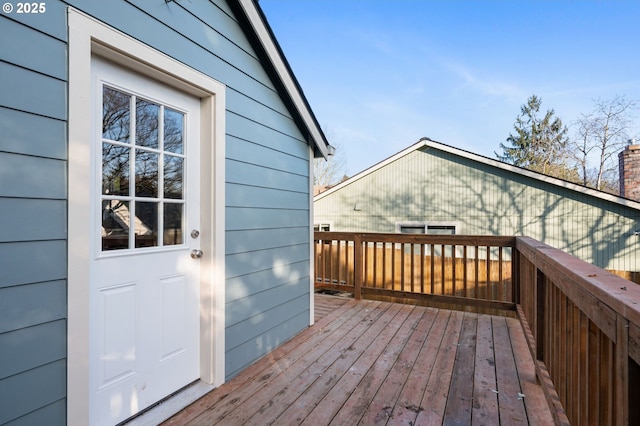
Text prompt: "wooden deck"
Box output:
[[164, 294, 554, 425]]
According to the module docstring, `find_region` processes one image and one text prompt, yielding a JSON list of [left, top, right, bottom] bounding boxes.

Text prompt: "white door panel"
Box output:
[[90, 57, 201, 426]]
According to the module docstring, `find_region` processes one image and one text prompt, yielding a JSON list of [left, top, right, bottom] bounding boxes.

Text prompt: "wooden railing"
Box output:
[[315, 232, 517, 312], [314, 232, 640, 425], [516, 236, 640, 425]]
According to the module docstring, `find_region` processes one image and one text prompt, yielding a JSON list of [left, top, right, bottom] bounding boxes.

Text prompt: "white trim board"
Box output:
[[237, 0, 329, 159], [67, 8, 226, 425]]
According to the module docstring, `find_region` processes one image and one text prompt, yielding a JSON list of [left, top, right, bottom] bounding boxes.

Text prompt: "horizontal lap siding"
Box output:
[[0, 9, 68, 425], [315, 147, 640, 272], [61, 0, 312, 380]]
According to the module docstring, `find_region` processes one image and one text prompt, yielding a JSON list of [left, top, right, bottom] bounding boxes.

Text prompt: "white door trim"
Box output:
[[68, 8, 226, 425]]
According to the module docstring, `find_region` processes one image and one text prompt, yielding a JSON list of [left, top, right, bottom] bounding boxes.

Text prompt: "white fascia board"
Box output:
[[238, 0, 329, 159]]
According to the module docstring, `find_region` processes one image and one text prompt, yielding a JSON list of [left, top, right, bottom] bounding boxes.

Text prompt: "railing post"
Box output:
[[354, 233, 363, 300]]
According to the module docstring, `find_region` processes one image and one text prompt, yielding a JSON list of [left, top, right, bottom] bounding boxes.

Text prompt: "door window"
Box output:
[[101, 85, 186, 251]]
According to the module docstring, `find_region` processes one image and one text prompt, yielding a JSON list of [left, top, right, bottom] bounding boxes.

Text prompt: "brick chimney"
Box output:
[[619, 141, 640, 201]]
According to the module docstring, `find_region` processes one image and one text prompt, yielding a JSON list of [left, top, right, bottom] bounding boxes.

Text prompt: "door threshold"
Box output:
[[119, 380, 216, 426]]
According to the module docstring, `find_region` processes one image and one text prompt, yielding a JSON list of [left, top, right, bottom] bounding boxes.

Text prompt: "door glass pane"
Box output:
[[163, 203, 183, 246], [100, 85, 190, 252], [134, 202, 158, 248], [135, 149, 159, 197], [103, 87, 131, 143], [102, 143, 130, 196], [136, 99, 159, 148], [164, 108, 184, 154], [102, 200, 130, 250], [164, 155, 183, 199]]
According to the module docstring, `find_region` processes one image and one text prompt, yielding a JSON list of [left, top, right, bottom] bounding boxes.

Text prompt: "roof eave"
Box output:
[[234, 0, 330, 159]]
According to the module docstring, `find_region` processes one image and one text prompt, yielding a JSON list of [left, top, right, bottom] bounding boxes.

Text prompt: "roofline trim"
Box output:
[[236, 0, 330, 158], [314, 139, 431, 200], [315, 138, 640, 211]]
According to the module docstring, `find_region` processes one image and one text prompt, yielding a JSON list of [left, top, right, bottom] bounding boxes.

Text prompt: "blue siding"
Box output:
[[0, 107, 67, 159], [226, 207, 309, 231], [3, 401, 66, 426], [0, 62, 66, 120], [225, 297, 309, 377], [0, 17, 66, 79], [226, 260, 310, 302], [0, 153, 66, 199], [226, 159, 309, 192], [0, 199, 66, 242], [1, 1, 315, 421], [4, 1, 67, 40], [0, 8, 69, 423], [0, 360, 66, 425], [0, 242, 66, 288], [0, 321, 66, 379], [0, 281, 66, 333]]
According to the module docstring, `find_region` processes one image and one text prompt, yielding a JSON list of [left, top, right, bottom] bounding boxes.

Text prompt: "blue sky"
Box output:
[[259, 0, 640, 176]]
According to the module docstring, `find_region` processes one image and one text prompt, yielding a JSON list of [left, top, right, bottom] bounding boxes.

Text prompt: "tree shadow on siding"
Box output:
[[328, 148, 639, 273]]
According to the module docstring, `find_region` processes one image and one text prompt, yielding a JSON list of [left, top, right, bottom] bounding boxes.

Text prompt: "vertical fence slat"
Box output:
[[430, 244, 435, 295], [485, 246, 491, 300], [391, 242, 396, 291], [382, 242, 387, 289], [463, 245, 468, 298], [410, 243, 415, 293], [420, 244, 425, 294], [579, 310, 588, 424], [450, 245, 455, 297], [587, 321, 599, 423], [615, 314, 629, 426], [536, 269, 545, 361], [498, 247, 503, 301], [372, 242, 377, 288], [354, 234, 362, 299]]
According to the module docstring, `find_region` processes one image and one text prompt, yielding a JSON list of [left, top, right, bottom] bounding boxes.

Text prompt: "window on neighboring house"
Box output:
[[399, 225, 425, 234], [314, 224, 331, 232], [397, 222, 458, 235], [426, 225, 456, 235]]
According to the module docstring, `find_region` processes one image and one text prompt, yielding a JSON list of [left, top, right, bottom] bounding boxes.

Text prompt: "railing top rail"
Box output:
[[314, 232, 516, 247], [516, 236, 640, 326]]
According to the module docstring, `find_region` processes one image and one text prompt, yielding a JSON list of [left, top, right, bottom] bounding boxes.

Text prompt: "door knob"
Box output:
[[190, 249, 203, 259]]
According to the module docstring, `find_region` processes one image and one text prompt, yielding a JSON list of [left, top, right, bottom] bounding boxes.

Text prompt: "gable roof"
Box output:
[[315, 137, 640, 211], [230, 0, 332, 159]]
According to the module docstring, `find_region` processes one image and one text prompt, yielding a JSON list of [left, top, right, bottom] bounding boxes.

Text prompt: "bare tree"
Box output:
[[314, 127, 347, 187], [572, 95, 639, 191]]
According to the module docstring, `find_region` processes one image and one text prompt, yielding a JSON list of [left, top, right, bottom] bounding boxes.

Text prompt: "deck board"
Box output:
[[163, 295, 554, 425], [493, 316, 529, 424], [472, 314, 499, 426], [443, 313, 477, 425]]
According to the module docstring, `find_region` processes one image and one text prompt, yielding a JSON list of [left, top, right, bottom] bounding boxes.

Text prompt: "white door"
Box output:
[[89, 57, 201, 426]]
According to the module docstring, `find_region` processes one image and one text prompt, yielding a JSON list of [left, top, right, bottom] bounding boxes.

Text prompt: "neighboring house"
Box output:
[[0, 1, 330, 425], [314, 138, 640, 274]]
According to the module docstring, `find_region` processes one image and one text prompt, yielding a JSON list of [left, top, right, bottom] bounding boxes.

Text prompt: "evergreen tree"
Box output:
[[496, 95, 577, 180]]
